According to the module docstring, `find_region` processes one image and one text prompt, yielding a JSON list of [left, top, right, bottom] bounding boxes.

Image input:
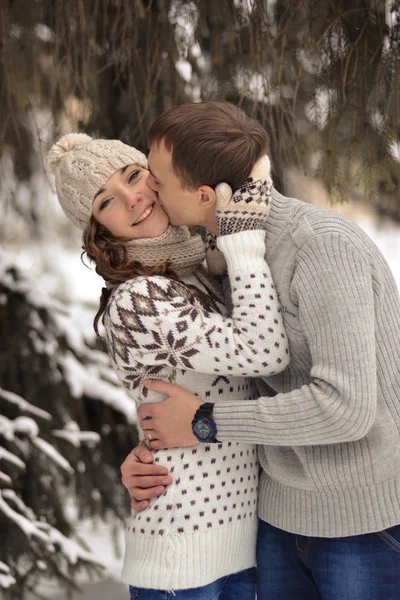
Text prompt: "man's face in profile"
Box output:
[[147, 140, 205, 227]]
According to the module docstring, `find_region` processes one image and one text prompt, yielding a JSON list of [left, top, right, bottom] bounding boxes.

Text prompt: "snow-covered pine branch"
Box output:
[[0, 253, 139, 598]]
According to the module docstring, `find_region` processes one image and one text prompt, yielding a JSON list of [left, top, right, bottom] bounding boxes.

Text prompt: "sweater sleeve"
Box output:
[[106, 230, 289, 379], [213, 232, 378, 445]]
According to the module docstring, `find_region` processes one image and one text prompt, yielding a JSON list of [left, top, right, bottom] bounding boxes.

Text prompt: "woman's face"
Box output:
[[92, 164, 169, 239]]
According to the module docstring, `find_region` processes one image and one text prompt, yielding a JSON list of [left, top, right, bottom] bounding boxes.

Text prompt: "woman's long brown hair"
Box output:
[[82, 216, 217, 336]]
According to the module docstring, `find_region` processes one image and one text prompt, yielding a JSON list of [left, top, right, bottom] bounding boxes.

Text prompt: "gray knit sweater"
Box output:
[[213, 189, 400, 538]]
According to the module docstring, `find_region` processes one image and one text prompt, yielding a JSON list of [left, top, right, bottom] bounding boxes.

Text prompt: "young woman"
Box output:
[[48, 133, 289, 600]]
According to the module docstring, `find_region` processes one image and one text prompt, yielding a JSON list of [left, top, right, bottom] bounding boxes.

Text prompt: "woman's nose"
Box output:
[[123, 190, 140, 209]]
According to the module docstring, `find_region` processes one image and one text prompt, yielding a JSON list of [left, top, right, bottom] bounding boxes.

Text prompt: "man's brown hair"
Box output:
[[148, 101, 270, 191]]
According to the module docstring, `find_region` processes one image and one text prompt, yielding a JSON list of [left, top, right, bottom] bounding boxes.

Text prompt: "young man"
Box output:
[[121, 101, 400, 599]]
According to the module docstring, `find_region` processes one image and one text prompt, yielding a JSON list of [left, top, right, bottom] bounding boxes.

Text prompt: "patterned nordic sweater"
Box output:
[[104, 230, 289, 590], [213, 190, 400, 538]]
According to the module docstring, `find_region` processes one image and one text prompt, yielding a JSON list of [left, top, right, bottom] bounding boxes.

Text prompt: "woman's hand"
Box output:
[[120, 443, 173, 510], [216, 154, 272, 236], [138, 380, 203, 449]]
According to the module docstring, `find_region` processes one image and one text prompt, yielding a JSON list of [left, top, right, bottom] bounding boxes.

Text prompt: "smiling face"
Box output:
[[92, 164, 169, 240], [147, 140, 217, 231]]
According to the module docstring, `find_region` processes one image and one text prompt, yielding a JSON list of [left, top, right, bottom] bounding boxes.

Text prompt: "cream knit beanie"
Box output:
[[48, 133, 148, 230]]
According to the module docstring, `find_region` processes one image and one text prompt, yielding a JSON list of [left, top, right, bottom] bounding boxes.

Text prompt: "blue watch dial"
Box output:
[[193, 417, 212, 441]]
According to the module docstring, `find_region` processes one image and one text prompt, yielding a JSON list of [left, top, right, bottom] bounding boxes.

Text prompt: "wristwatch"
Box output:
[[192, 402, 220, 443]]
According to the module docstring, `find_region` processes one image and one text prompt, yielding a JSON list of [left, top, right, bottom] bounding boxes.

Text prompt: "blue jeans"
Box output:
[[129, 567, 255, 599], [256, 518, 400, 600]]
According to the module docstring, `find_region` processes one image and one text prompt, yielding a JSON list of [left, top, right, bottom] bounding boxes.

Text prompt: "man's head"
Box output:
[[147, 101, 270, 228]]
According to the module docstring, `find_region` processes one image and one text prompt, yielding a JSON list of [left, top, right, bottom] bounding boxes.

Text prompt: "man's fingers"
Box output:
[[133, 442, 154, 463], [149, 439, 167, 450], [124, 475, 172, 489], [131, 485, 166, 502], [131, 499, 149, 511], [121, 462, 169, 477], [143, 379, 178, 396]]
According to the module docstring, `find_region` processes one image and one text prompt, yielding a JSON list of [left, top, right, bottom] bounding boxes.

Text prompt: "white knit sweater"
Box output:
[[104, 230, 289, 590]]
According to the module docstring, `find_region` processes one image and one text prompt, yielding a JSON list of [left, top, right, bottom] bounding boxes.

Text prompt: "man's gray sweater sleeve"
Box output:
[[213, 232, 378, 446]]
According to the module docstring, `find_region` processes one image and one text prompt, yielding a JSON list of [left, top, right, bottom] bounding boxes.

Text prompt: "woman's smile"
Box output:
[[133, 204, 154, 225]]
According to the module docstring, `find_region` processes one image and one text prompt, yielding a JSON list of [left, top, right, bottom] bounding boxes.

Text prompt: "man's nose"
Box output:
[[147, 174, 157, 192]]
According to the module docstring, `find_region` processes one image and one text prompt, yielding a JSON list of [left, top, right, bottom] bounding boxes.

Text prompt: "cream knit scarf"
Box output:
[[124, 225, 206, 277]]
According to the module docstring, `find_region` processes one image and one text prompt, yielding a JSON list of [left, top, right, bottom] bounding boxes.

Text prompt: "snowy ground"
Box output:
[[21, 211, 400, 599]]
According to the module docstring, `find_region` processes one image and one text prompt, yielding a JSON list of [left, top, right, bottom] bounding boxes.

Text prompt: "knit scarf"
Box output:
[[124, 225, 206, 277]]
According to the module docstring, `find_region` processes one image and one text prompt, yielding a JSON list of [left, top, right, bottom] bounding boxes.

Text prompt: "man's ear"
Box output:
[[198, 185, 216, 209]]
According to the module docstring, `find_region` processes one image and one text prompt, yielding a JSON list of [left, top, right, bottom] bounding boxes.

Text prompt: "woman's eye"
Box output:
[[128, 170, 140, 183], [100, 198, 111, 210]]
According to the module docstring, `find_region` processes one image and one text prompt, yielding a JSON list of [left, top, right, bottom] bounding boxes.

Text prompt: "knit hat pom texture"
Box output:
[[47, 133, 92, 174]]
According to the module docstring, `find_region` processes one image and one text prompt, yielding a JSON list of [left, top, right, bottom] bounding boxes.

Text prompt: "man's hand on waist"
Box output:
[[120, 443, 173, 511]]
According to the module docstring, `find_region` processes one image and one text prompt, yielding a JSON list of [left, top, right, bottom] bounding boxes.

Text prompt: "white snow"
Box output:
[[0, 573, 16, 589], [45, 526, 105, 567], [52, 428, 101, 448], [0, 388, 51, 421], [356, 216, 400, 287], [13, 416, 40, 437], [0, 415, 15, 441], [32, 437, 75, 475], [389, 140, 400, 162], [176, 59, 192, 82], [0, 561, 12, 574], [2, 490, 35, 519], [60, 353, 136, 423], [0, 471, 12, 485], [35, 23, 55, 43], [0, 447, 25, 470], [305, 87, 338, 130], [0, 491, 54, 544]]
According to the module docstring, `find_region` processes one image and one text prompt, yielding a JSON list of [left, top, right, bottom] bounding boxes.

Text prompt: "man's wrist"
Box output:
[[191, 402, 220, 443]]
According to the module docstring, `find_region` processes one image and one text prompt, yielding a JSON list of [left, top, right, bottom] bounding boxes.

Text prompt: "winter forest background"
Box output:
[[1, 0, 399, 598]]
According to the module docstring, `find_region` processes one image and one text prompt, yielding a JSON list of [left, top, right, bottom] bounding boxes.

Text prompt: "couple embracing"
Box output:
[[49, 101, 400, 600]]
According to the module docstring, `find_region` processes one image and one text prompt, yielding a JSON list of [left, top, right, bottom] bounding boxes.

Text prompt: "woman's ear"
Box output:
[[198, 185, 216, 209]]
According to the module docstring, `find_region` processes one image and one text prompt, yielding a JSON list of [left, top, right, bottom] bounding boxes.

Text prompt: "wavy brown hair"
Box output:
[[82, 216, 217, 336]]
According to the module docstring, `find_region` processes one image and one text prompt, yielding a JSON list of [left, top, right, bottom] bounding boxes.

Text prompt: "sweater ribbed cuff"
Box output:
[[217, 230, 266, 271], [213, 400, 259, 443]]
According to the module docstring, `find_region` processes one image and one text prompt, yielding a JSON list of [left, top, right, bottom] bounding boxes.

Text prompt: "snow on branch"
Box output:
[[2, 490, 35, 520], [52, 422, 100, 448], [0, 491, 53, 545], [0, 388, 51, 421], [1, 246, 137, 595], [0, 471, 12, 485], [0, 561, 16, 590], [6, 416, 75, 475], [32, 437, 74, 475], [0, 447, 25, 471], [60, 354, 136, 423], [44, 525, 104, 567]]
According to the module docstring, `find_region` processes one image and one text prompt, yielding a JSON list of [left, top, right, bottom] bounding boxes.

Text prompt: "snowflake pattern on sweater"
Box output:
[[103, 230, 289, 590]]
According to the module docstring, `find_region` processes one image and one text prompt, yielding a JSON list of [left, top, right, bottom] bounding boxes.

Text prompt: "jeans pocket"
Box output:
[[377, 524, 400, 553], [129, 586, 139, 600]]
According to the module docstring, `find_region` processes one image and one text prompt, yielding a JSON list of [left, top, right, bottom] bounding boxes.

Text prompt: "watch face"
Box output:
[[194, 417, 212, 441]]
